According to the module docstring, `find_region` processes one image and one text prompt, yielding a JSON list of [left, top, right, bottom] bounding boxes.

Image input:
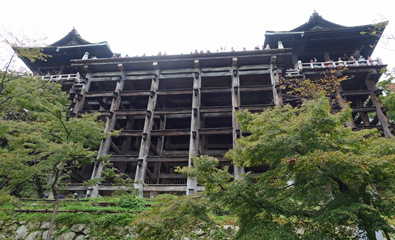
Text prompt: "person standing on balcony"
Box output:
[[367, 56, 373, 65], [278, 41, 284, 49], [359, 55, 366, 65], [337, 57, 344, 66]]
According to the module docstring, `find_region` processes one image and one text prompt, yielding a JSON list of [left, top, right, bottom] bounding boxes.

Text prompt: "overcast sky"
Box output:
[[1, 0, 394, 71]]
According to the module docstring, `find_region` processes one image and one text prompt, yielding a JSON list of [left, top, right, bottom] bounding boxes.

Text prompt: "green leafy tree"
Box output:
[[0, 72, 110, 240], [181, 95, 395, 240], [132, 193, 230, 240], [378, 69, 395, 123]]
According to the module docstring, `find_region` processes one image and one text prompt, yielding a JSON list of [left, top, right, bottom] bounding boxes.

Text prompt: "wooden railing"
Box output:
[[42, 73, 81, 83], [298, 58, 383, 70]]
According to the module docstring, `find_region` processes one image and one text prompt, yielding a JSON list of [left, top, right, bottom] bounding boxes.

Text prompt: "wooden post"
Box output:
[[270, 56, 283, 106], [134, 62, 161, 194], [298, 60, 303, 70], [291, 54, 299, 70], [365, 70, 393, 138], [186, 59, 201, 195], [354, 99, 371, 126], [89, 64, 125, 197], [335, 86, 356, 129], [231, 58, 244, 180], [150, 113, 166, 196], [70, 72, 92, 117]]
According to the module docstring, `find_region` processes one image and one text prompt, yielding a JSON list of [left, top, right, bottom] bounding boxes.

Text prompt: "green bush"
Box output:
[[56, 212, 93, 225], [115, 194, 145, 209], [95, 213, 134, 227], [0, 193, 18, 206]]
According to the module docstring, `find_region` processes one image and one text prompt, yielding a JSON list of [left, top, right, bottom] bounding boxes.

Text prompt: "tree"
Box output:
[[0, 72, 110, 239], [132, 194, 228, 240], [181, 95, 395, 240], [378, 69, 395, 123]]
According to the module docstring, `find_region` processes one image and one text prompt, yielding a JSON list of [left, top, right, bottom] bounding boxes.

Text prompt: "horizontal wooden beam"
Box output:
[[116, 110, 147, 115], [159, 73, 193, 79], [352, 107, 388, 112], [155, 109, 192, 115], [151, 129, 190, 136], [341, 90, 372, 96], [159, 174, 187, 179], [143, 185, 205, 192], [199, 128, 233, 135], [120, 91, 150, 97], [85, 92, 115, 98], [157, 89, 193, 95], [200, 107, 232, 113]]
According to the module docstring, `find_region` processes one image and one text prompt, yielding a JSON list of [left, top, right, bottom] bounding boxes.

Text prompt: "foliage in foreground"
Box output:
[[132, 194, 232, 240], [181, 95, 395, 240], [0, 194, 147, 225], [0, 73, 106, 198], [378, 69, 395, 123]]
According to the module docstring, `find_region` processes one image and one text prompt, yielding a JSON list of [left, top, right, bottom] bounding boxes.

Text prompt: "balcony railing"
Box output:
[[298, 58, 383, 70], [42, 73, 81, 83]]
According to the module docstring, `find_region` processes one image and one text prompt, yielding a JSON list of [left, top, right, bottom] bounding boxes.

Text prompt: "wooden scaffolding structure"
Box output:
[[18, 13, 394, 197]]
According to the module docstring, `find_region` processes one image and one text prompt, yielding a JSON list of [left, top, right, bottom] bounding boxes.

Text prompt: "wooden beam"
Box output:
[[157, 89, 193, 95], [95, 185, 205, 192], [199, 128, 233, 135], [69, 72, 92, 117], [187, 60, 201, 195], [231, 60, 245, 179], [270, 58, 283, 106], [365, 73, 393, 138], [145, 167, 156, 182], [159, 174, 187, 179], [88, 70, 126, 197], [85, 92, 115, 98], [110, 142, 123, 155], [134, 64, 161, 194], [335, 86, 356, 129]]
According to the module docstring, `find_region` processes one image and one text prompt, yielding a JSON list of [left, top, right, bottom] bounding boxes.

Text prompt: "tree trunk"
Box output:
[[383, 230, 391, 240], [46, 164, 64, 240], [365, 228, 377, 240]]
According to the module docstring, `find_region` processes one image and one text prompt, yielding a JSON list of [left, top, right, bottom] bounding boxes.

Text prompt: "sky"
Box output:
[[1, 0, 395, 71]]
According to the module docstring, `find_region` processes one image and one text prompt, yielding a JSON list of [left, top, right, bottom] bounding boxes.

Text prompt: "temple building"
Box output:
[[18, 13, 394, 197]]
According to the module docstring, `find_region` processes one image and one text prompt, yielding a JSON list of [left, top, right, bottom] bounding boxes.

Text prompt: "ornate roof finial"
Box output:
[[309, 10, 321, 22]]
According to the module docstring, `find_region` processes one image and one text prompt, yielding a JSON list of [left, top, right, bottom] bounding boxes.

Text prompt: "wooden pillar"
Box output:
[[335, 86, 356, 129], [231, 58, 244, 180], [134, 62, 160, 194], [117, 116, 135, 173], [70, 67, 92, 117], [121, 116, 135, 154], [291, 53, 299, 70], [154, 115, 166, 184], [270, 56, 283, 106], [354, 99, 371, 126], [365, 70, 393, 138], [89, 64, 125, 197], [186, 59, 201, 195]]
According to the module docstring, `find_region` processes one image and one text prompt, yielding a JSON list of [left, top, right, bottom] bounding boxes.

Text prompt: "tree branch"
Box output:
[[1, 53, 15, 92], [0, 81, 48, 106]]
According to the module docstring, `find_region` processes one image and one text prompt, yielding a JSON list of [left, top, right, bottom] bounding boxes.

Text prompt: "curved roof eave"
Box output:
[[49, 28, 92, 47]]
